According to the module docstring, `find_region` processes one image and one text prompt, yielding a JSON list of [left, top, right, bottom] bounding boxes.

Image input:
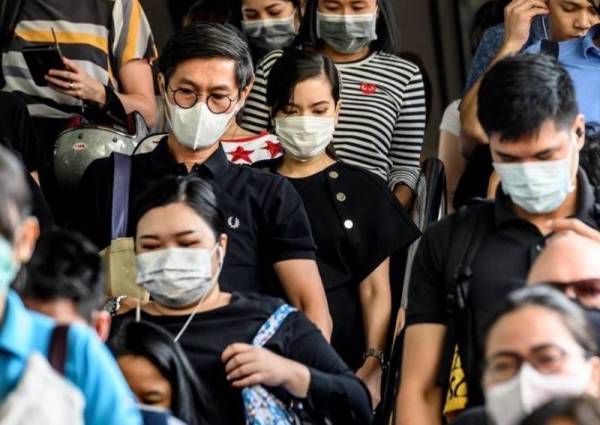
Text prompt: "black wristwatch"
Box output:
[[103, 295, 127, 317], [363, 348, 386, 367]]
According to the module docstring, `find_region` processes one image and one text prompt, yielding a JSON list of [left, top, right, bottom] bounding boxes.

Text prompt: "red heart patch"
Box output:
[[360, 83, 377, 95]]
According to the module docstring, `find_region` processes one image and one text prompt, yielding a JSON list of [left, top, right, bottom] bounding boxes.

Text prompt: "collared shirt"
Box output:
[[0, 290, 141, 425], [526, 24, 600, 124], [72, 138, 316, 295], [406, 170, 599, 332]]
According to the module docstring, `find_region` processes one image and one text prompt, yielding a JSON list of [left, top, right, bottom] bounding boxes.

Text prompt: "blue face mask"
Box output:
[[0, 236, 17, 296], [493, 146, 576, 214]]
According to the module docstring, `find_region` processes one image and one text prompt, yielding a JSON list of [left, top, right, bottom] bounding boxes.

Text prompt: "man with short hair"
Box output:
[[396, 54, 600, 425], [0, 146, 141, 424], [72, 22, 332, 338], [22, 230, 111, 341]]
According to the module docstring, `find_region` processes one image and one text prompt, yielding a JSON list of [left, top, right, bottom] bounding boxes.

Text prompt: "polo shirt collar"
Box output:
[[582, 24, 600, 58], [0, 290, 36, 359], [150, 136, 230, 178], [494, 169, 598, 227]]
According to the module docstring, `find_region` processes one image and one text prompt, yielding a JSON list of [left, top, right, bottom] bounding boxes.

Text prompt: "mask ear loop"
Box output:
[[542, 15, 550, 40], [174, 244, 224, 342]]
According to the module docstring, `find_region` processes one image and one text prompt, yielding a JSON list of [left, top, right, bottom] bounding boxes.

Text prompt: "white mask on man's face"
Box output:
[[164, 98, 239, 151]]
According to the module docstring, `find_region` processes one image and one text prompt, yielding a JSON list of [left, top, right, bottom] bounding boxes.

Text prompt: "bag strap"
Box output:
[[540, 39, 559, 59], [111, 153, 133, 240], [436, 201, 494, 395], [48, 325, 70, 376], [252, 304, 297, 347]]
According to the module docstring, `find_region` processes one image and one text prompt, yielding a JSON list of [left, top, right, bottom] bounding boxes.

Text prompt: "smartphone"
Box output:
[[22, 28, 64, 87]]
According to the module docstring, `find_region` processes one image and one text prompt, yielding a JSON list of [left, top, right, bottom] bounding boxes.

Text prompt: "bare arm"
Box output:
[[395, 324, 446, 425], [273, 259, 333, 341], [115, 59, 158, 128], [438, 130, 466, 212], [394, 184, 415, 212], [460, 0, 549, 155], [356, 258, 392, 406]]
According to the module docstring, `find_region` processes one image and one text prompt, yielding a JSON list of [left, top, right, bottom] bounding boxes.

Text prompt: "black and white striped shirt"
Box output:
[[242, 50, 427, 191]]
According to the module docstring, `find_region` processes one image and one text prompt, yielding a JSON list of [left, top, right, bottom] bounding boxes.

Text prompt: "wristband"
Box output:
[[363, 348, 385, 367]]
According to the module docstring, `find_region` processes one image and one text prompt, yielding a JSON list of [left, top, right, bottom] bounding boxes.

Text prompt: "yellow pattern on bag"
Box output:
[[100, 237, 149, 301], [443, 345, 468, 419]]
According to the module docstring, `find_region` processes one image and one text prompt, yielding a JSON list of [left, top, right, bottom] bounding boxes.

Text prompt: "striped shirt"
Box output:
[[242, 50, 427, 191], [2, 0, 156, 119]]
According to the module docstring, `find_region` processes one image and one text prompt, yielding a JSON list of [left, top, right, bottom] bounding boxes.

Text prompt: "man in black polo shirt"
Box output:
[[396, 54, 600, 425], [71, 23, 332, 338]]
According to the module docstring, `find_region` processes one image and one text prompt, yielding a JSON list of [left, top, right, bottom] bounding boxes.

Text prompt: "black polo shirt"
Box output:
[[71, 138, 316, 294], [406, 170, 600, 337]]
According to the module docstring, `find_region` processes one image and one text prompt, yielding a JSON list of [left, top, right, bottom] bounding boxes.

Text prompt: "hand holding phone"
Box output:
[[22, 28, 65, 87]]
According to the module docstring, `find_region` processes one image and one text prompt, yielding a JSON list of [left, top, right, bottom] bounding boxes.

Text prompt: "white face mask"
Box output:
[[485, 363, 592, 425], [493, 138, 577, 214], [136, 245, 222, 308], [275, 116, 336, 161], [165, 97, 239, 151]]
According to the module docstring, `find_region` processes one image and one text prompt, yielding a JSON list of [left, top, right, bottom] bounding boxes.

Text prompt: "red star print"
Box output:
[[230, 146, 254, 163], [264, 140, 283, 158]]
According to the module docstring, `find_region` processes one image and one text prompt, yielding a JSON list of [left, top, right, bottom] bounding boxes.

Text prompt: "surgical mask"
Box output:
[[136, 245, 221, 309], [165, 98, 238, 151], [493, 149, 576, 214], [316, 10, 378, 54], [241, 15, 297, 51], [0, 236, 17, 295], [485, 363, 592, 425], [275, 116, 335, 161]]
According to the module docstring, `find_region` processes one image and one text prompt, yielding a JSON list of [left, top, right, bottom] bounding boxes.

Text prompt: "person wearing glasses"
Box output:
[[72, 23, 333, 339], [452, 286, 600, 425]]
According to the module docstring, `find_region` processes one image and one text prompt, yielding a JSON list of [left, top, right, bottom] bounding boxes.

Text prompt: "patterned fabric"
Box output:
[[2, 0, 157, 119], [242, 304, 299, 425]]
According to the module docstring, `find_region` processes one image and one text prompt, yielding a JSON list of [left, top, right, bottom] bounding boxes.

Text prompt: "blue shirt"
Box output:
[[465, 17, 548, 92], [526, 24, 600, 126], [0, 290, 142, 425]]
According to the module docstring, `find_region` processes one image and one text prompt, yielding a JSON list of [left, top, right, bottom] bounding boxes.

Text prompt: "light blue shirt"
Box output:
[[526, 24, 600, 125], [0, 290, 142, 425]]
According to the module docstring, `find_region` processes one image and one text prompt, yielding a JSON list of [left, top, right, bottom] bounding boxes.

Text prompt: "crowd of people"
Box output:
[[1, 0, 600, 424]]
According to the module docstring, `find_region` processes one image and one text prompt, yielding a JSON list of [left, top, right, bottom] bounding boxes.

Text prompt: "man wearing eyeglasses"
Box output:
[[70, 22, 332, 339]]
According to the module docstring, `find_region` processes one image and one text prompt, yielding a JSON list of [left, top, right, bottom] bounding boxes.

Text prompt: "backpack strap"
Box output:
[[48, 325, 70, 376], [436, 201, 495, 405], [252, 304, 297, 347], [111, 153, 132, 240], [540, 39, 560, 59]]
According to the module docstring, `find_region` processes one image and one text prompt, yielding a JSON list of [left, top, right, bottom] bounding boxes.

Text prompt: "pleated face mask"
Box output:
[[242, 14, 297, 51], [316, 10, 378, 54]]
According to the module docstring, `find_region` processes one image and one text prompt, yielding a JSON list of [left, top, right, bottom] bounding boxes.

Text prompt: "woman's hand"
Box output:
[[547, 218, 600, 243], [356, 358, 382, 407], [46, 57, 106, 105], [222, 343, 311, 398]]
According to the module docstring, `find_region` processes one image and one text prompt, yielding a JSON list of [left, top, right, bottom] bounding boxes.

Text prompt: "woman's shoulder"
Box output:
[[334, 162, 394, 197], [256, 49, 285, 74], [371, 51, 422, 74]]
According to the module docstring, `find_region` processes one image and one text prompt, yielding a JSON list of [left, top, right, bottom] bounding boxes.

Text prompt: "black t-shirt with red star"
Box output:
[[70, 137, 316, 295]]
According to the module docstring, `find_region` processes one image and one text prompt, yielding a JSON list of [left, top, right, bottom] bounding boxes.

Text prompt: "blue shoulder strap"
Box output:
[[252, 304, 297, 347], [111, 153, 132, 240]]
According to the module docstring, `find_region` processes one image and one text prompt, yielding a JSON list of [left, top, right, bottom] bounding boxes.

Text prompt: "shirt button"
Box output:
[[344, 219, 354, 229], [329, 171, 339, 179], [336, 192, 347, 202]]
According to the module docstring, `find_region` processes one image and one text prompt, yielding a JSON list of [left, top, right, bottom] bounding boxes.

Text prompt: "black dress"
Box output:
[[111, 292, 372, 425], [255, 159, 420, 369]]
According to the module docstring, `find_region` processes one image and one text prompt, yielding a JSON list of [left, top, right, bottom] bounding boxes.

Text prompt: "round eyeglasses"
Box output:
[[168, 87, 238, 114]]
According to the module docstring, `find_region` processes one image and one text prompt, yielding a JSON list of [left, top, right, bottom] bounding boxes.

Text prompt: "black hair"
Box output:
[[521, 396, 600, 425], [133, 175, 226, 239], [580, 123, 600, 187], [157, 22, 254, 91], [481, 286, 598, 357], [266, 49, 340, 117], [109, 321, 215, 425], [184, 0, 234, 25], [23, 230, 104, 322], [0, 145, 31, 241], [478, 54, 579, 142], [469, 1, 510, 54], [297, 0, 401, 55]]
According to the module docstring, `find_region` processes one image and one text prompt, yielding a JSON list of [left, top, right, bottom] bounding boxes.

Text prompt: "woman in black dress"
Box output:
[[254, 49, 420, 405], [111, 174, 371, 425]]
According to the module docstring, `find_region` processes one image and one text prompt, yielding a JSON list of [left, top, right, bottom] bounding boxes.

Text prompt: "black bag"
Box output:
[[0, 0, 25, 88]]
